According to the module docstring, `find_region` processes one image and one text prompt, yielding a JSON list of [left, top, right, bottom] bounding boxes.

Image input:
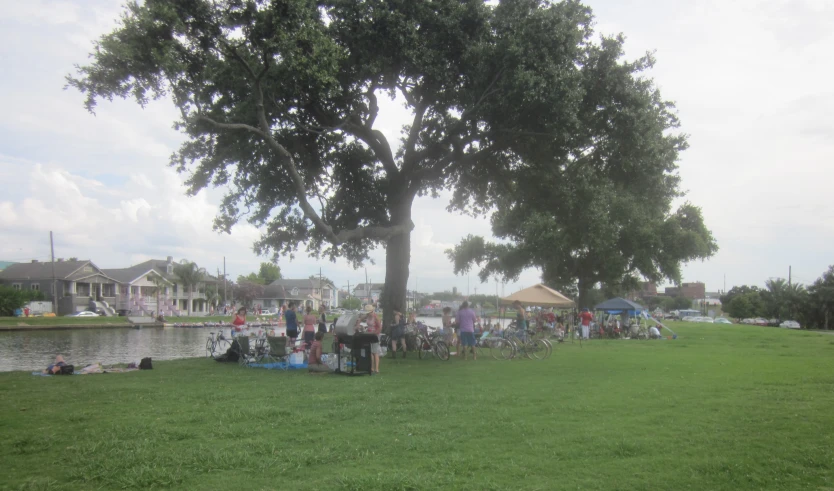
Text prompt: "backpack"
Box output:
[[139, 357, 153, 370], [57, 365, 74, 375]]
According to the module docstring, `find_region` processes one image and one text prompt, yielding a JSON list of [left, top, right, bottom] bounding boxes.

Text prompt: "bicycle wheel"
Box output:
[[205, 338, 214, 358], [434, 341, 450, 361], [417, 336, 432, 359], [527, 339, 548, 360], [211, 338, 231, 359], [540, 338, 553, 359], [491, 338, 515, 360]]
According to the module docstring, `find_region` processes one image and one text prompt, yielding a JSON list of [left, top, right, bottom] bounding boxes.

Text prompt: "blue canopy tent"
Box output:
[[594, 297, 677, 338], [593, 297, 646, 316]]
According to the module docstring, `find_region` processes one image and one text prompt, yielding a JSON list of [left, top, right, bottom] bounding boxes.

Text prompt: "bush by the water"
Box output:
[[0, 286, 45, 316]]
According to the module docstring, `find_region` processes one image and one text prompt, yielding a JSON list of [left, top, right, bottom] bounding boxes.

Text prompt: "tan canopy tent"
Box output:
[[499, 283, 575, 308]]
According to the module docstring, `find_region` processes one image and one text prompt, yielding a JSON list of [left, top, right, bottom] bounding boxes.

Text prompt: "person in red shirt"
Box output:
[[579, 308, 593, 339], [232, 308, 247, 331]]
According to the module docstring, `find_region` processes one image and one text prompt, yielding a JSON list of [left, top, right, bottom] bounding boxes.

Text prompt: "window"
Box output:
[[31, 284, 40, 291], [83, 266, 93, 273], [167, 265, 173, 274], [12, 283, 21, 290]]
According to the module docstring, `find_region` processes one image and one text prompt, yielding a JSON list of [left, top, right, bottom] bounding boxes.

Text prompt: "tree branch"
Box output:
[[198, 48, 410, 244], [402, 99, 427, 172]]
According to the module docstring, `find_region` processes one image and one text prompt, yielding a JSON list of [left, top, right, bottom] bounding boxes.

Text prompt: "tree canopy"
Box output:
[[68, 0, 702, 324]]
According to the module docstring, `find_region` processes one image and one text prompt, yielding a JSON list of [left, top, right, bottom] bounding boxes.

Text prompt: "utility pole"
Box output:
[[789, 265, 792, 288], [49, 231, 56, 315]]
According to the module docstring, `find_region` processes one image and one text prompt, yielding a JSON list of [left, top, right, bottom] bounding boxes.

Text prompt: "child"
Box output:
[[308, 332, 329, 373]]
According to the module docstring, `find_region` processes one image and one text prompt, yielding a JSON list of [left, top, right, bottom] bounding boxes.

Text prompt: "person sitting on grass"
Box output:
[[308, 332, 329, 373]]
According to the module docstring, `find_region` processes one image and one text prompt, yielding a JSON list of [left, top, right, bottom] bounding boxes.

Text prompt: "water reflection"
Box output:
[[0, 317, 449, 372]]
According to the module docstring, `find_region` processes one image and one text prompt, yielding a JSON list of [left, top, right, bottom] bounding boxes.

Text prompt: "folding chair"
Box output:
[[265, 336, 290, 369], [235, 336, 254, 367]]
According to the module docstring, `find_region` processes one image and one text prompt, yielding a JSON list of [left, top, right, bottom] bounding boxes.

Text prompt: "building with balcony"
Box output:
[[103, 256, 219, 316], [255, 278, 338, 311]]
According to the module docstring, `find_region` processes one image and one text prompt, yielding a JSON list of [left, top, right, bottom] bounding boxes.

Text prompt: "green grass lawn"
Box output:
[[1, 323, 833, 490]]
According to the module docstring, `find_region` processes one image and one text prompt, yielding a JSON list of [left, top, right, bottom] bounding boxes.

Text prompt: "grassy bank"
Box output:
[[2, 323, 833, 490], [0, 316, 131, 328]]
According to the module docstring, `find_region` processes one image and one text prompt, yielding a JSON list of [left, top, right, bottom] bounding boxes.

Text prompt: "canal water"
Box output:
[[0, 316, 447, 372]]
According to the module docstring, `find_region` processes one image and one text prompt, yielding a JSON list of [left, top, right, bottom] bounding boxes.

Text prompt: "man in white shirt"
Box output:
[[649, 324, 663, 339]]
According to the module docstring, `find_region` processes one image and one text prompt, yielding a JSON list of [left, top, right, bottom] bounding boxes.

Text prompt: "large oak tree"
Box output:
[[69, 0, 694, 324]]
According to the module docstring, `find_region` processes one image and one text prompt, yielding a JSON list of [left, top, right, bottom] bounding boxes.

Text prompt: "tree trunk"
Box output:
[[381, 229, 410, 329], [188, 287, 193, 316], [577, 276, 592, 310], [380, 194, 414, 329]]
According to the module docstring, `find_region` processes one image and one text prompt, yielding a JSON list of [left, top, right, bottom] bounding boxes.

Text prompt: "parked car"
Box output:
[[780, 320, 801, 329], [698, 317, 714, 323], [753, 318, 769, 326], [714, 318, 733, 325], [70, 311, 100, 317]]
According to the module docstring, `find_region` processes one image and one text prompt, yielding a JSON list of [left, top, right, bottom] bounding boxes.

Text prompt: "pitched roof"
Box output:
[[101, 266, 172, 285], [353, 283, 385, 292], [259, 284, 310, 301], [0, 260, 92, 281], [0, 261, 15, 271], [269, 278, 318, 289]]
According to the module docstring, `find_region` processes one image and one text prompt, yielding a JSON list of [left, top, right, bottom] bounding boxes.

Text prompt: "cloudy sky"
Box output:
[[0, 0, 831, 297]]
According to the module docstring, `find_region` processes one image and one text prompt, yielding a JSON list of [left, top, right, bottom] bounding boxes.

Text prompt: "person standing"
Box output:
[[302, 306, 317, 348], [363, 306, 382, 373], [232, 307, 247, 332], [390, 310, 407, 358], [285, 302, 299, 344], [441, 306, 455, 347], [456, 301, 478, 360], [579, 308, 594, 339], [318, 308, 327, 334], [512, 300, 527, 333]]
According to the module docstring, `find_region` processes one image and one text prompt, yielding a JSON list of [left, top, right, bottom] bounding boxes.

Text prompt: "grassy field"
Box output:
[[1, 323, 833, 490]]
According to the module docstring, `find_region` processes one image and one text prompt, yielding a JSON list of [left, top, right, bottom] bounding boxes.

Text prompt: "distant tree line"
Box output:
[[719, 266, 834, 329]]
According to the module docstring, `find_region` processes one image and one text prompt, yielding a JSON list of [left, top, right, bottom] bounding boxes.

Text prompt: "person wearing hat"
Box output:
[[578, 308, 593, 339], [364, 305, 382, 373]]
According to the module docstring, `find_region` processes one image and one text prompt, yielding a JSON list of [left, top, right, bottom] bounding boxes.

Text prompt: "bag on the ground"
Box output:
[[57, 365, 74, 375], [139, 357, 153, 370], [215, 341, 240, 363]]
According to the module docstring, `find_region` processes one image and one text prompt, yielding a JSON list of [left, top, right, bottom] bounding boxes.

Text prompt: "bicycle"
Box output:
[[414, 325, 450, 361], [476, 333, 516, 360], [206, 330, 232, 359], [505, 328, 549, 360]]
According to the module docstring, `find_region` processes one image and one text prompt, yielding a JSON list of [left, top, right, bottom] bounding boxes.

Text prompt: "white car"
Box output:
[[698, 317, 714, 323], [780, 320, 801, 329], [681, 316, 697, 322], [70, 311, 100, 317], [714, 318, 733, 325]]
